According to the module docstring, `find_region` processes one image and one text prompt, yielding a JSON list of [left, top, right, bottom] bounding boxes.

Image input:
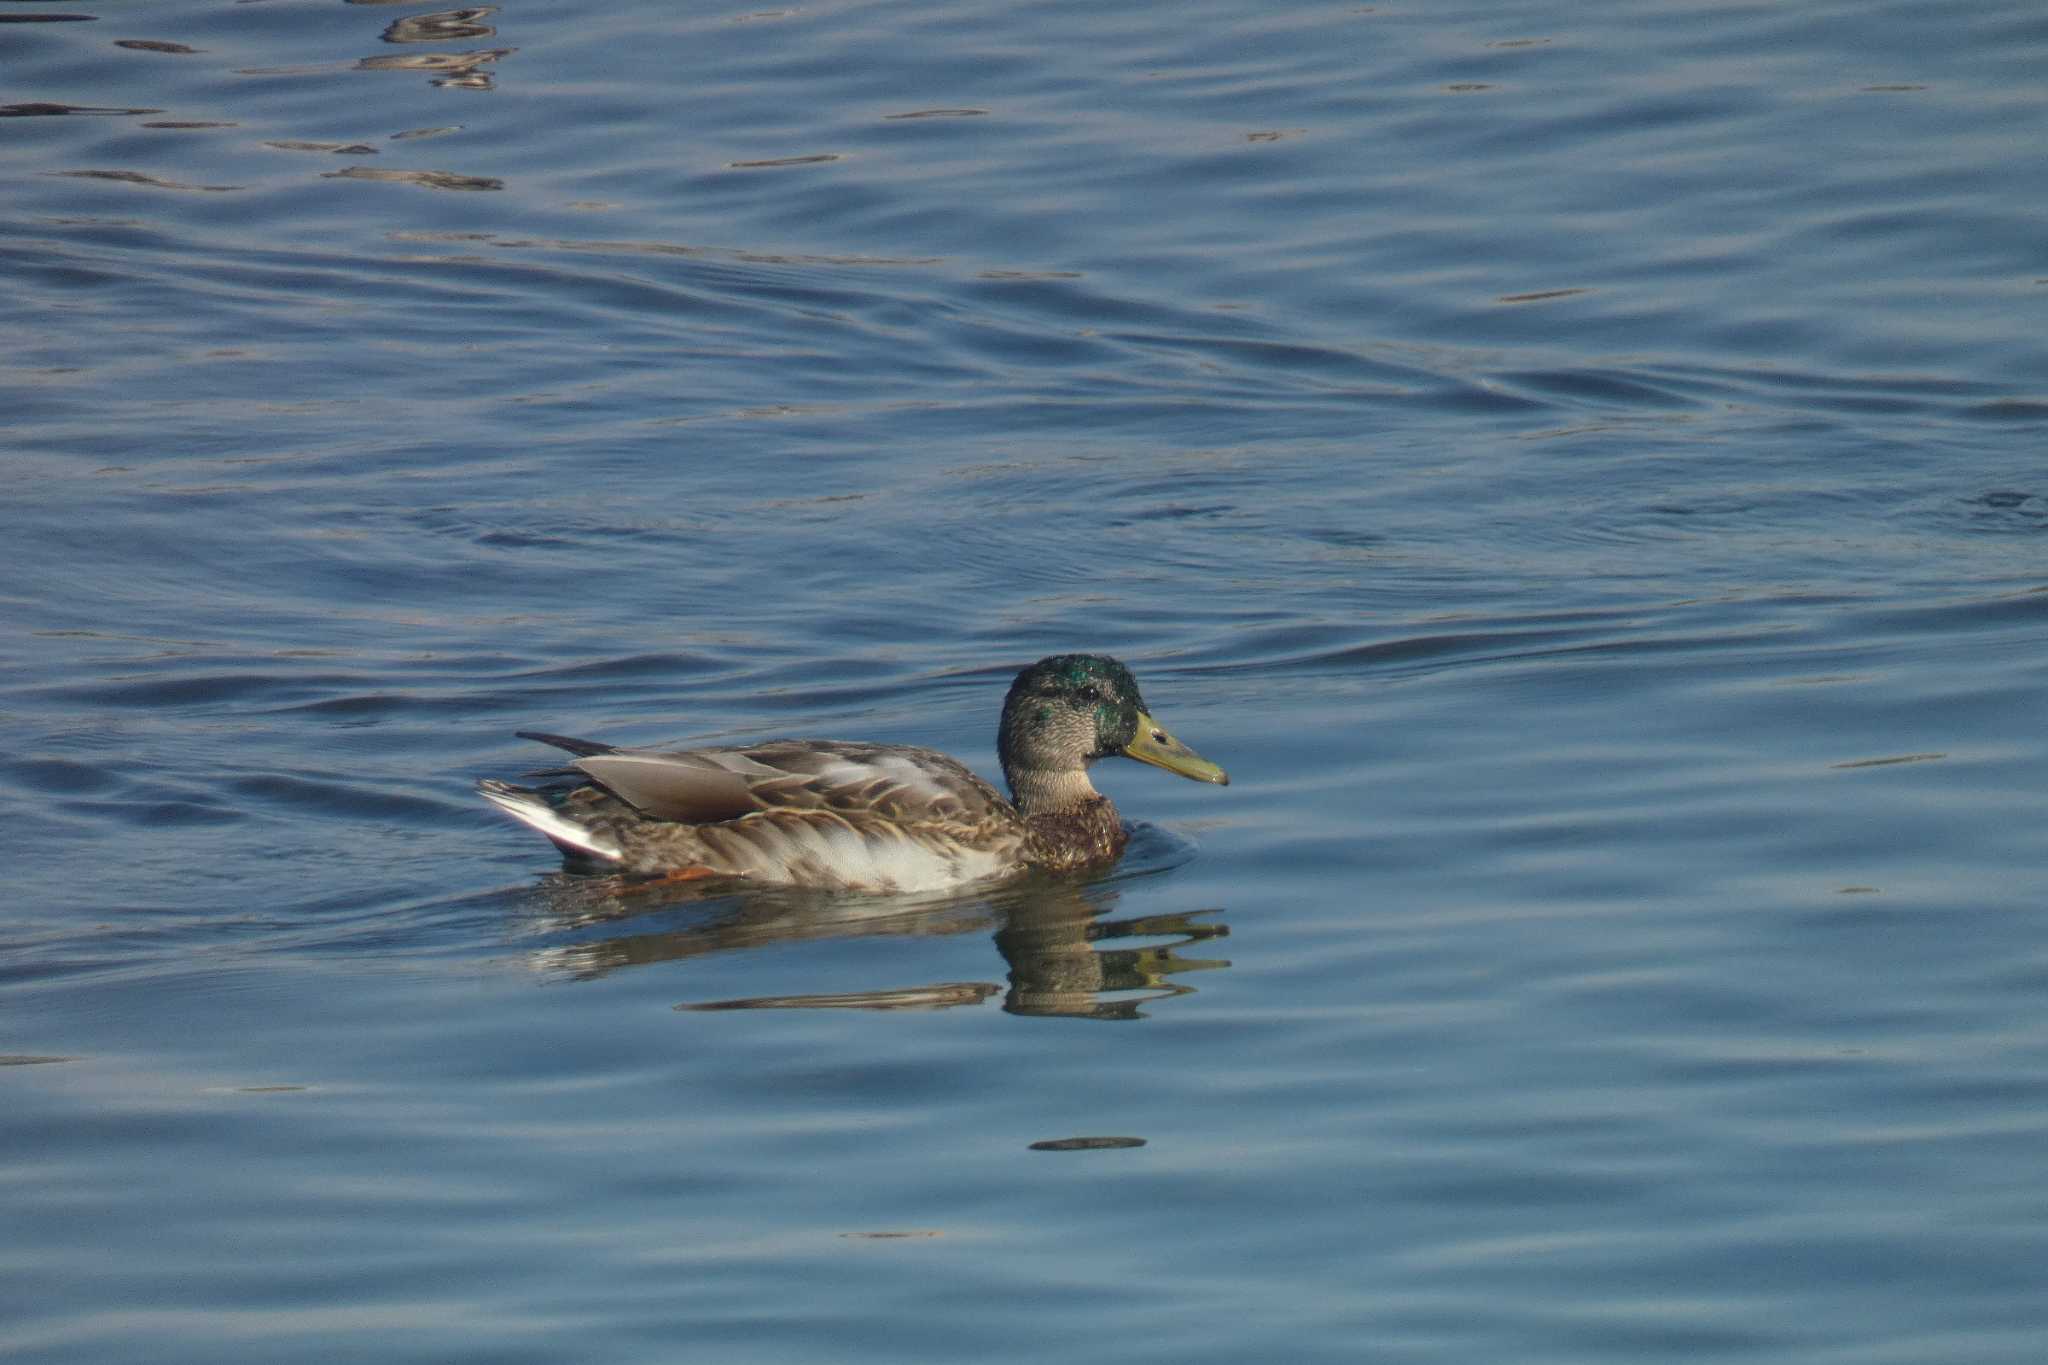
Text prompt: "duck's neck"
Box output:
[[1005, 765, 1102, 816], [1008, 766, 1128, 871]]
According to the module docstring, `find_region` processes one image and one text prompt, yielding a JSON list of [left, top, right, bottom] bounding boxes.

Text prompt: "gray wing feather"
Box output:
[[573, 752, 759, 824]]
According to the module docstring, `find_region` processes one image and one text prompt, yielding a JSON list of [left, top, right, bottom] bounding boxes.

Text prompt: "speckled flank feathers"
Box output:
[[478, 653, 1228, 893]]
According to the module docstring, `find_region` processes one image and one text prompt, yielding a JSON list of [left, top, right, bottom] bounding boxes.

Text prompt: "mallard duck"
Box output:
[[477, 653, 1227, 892]]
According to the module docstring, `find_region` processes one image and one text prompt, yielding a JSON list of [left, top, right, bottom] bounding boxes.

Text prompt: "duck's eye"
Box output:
[[1076, 685, 1101, 703]]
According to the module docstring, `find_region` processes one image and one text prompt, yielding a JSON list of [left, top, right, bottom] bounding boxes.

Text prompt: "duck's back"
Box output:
[[516, 738, 1029, 892]]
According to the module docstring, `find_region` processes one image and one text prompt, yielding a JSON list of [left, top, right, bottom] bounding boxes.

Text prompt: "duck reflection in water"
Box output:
[[517, 835, 1229, 1021]]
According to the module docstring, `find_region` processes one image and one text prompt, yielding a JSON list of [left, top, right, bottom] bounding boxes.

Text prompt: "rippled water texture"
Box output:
[[6, 0, 2048, 1361]]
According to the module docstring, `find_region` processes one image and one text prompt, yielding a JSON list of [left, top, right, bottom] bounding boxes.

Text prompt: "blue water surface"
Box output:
[[5, 0, 2048, 1360]]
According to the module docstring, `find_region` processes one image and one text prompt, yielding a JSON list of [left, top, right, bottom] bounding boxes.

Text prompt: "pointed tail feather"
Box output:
[[515, 731, 618, 758], [476, 779, 622, 861]]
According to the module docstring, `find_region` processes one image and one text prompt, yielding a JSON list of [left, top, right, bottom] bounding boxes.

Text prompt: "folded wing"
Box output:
[[565, 739, 1011, 829]]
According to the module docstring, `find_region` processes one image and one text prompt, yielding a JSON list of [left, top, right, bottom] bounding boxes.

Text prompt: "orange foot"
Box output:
[[660, 866, 722, 882], [608, 865, 726, 896]]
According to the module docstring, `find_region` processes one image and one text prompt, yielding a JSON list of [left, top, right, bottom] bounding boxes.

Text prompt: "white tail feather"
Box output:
[[477, 783, 622, 861]]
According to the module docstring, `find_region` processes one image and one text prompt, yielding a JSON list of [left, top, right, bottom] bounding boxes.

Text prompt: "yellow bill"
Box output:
[[1122, 711, 1229, 785]]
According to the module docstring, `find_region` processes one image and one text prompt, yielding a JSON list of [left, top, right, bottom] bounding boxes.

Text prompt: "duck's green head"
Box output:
[[997, 653, 1228, 786]]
